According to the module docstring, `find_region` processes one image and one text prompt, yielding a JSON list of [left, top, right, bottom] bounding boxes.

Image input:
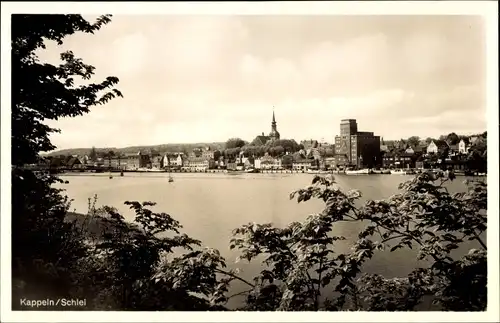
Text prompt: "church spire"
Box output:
[[269, 106, 280, 141]]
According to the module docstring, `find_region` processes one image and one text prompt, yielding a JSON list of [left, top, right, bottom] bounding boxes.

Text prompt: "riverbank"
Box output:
[[56, 168, 486, 177]]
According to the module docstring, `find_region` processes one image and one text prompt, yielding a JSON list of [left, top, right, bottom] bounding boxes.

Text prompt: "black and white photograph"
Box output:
[[1, 1, 498, 322]]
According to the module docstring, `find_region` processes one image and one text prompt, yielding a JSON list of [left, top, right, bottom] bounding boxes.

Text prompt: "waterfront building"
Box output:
[[102, 157, 112, 168], [125, 153, 140, 170], [151, 156, 163, 169], [292, 158, 313, 171], [66, 156, 82, 169], [307, 148, 322, 160], [382, 152, 416, 169], [125, 151, 150, 170], [160, 153, 183, 169], [93, 157, 105, 168], [243, 158, 253, 169], [254, 158, 262, 169], [217, 156, 225, 168], [256, 153, 281, 170], [186, 157, 210, 171], [172, 154, 185, 167], [458, 138, 470, 154], [301, 139, 319, 150], [227, 162, 237, 171], [201, 147, 217, 160], [103, 156, 127, 169], [334, 119, 381, 168], [426, 140, 449, 155], [78, 155, 91, 166], [238, 156, 254, 169], [449, 144, 460, 157], [189, 148, 203, 158], [324, 157, 336, 169], [116, 157, 128, 170]]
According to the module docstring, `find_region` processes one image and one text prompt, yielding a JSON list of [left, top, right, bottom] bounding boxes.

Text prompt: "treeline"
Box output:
[[222, 137, 335, 159], [11, 14, 488, 313], [397, 132, 487, 148]]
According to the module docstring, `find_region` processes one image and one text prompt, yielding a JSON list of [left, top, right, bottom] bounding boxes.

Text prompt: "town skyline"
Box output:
[[36, 14, 487, 150]]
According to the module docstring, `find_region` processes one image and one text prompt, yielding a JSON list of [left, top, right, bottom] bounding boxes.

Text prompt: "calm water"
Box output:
[[56, 172, 482, 309]]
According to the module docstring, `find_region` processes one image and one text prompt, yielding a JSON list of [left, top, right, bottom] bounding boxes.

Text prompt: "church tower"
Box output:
[[269, 108, 280, 141]]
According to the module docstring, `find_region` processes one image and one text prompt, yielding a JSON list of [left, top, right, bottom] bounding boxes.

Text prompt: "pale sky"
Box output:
[[39, 15, 487, 149]]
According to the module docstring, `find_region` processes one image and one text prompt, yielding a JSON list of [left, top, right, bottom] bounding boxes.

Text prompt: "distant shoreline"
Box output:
[[55, 169, 486, 177]]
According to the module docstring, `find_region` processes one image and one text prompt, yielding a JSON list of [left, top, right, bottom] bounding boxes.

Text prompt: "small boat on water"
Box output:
[[167, 167, 174, 182], [245, 168, 259, 173], [345, 169, 370, 175], [390, 169, 407, 175]]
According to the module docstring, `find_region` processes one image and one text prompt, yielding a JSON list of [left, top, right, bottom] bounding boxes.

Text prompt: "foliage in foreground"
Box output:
[[11, 13, 123, 308], [230, 171, 487, 311]]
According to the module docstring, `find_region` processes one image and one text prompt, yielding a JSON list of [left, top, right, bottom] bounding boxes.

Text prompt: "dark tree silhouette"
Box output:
[[225, 138, 246, 149], [407, 136, 420, 147], [11, 14, 122, 308], [446, 132, 460, 145], [90, 146, 97, 161], [12, 14, 122, 166]]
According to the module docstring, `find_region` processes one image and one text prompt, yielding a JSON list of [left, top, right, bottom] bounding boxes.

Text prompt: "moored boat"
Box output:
[[345, 169, 370, 175]]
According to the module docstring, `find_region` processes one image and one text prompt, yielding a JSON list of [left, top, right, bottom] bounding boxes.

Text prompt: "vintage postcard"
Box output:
[[1, 1, 498, 322]]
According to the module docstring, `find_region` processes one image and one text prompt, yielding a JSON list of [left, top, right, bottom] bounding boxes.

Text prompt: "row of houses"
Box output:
[[381, 137, 484, 170], [43, 149, 332, 172], [40, 135, 485, 172], [383, 137, 480, 156], [84, 152, 214, 171]]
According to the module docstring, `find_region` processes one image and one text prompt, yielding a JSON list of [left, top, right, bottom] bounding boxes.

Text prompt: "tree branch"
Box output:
[[473, 233, 487, 250], [215, 269, 255, 288], [381, 234, 407, 244], [315, 258, 323, 310], [227, 289, 253, 300]]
